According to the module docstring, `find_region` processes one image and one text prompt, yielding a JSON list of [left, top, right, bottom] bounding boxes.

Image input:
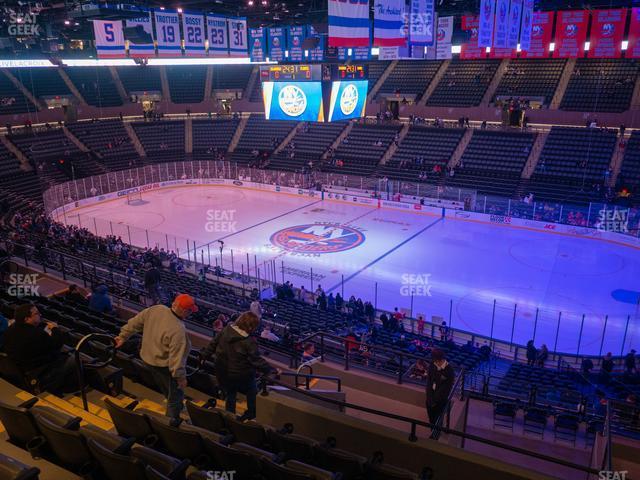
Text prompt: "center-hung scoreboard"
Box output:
[[259, 64, 368, 122]]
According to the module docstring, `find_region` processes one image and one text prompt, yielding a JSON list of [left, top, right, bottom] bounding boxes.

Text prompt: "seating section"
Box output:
[[231, 115, 297, 166], [192, 118, 239, 160], [619, 131, 640, 193], [560, 59, 638, 113], [0, 140, 21, 177], [65, 67, 123, 107], [268, 122, 347, 172], [116, 66, 162, 94], [446, 130, 536, 197], [323, 124, 400, 176], [377, 60, 442, 100], [427, 59, 501, 107], [132, 121, 185, 162], [212, 65, 253, 91], [366, 61, 390, 92], [67, 120, 140, 171], [530, 127, 617, 203], [0, 71, 37, 114], [11, 67, 70, 99], [494, 59, 567, 105], [166, 66, 207, 104], [377, 126, 464, 182]]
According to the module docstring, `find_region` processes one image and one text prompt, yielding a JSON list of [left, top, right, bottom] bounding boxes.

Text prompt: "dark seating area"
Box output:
[[116, 66, 162, 95], [560, 59, 638, 113], [0, 71, 37, 114], [231, 115, 297, 166], [212, 65, 253, 91], [376, 126, 464, 182], [445, 130, 535, 197], [427, 59, 501, 107], [64, 67, 123, 108], [0, 140, 21, 178], [166, 66, 207, 104], [529, 127, 617, 204], [132, 120, 185, 163], [192, 118, 239, 161], [619, 131, 640, 194], [10, 67, 71, 100], [377, 61, 442, 101], [67, 120, 140, 171], [493, 59, 567, 105], [365, 61, 390, 92], [323, 124, 400, 176]]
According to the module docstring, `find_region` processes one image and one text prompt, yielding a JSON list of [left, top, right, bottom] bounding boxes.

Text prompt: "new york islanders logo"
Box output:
[[270, 223, 365, 253], [565, 24, 577, 38], [601, 23, 615, 37]]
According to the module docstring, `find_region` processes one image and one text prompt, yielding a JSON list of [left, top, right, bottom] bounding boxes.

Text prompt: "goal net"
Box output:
[[126, 191, 143, 205]]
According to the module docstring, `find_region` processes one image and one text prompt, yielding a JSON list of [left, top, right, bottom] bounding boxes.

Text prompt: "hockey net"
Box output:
[[126, 191, 143, 205]]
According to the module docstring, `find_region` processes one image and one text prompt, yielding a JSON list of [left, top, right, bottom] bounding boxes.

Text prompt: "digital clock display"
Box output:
[[259, 64, 321, 82], [333, 64, 368, 80]]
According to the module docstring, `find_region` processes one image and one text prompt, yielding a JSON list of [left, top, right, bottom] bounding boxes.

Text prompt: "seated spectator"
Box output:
[[89, 284, 113, 313], [2, 304, 76, 394], [526, 340, 537, 366], [63, 284, 87, 304], [537, 344, 549, 367], [301, 343, 316, 363], [479, 342, 491, 360], [581, 358, 594, 375], [260, 325, 280, 342], [411, 359, 428, 380]]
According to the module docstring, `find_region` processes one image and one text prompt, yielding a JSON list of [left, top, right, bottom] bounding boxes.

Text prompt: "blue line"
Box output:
[[194, 198, 323, 252], [326, 216, 443, 294]]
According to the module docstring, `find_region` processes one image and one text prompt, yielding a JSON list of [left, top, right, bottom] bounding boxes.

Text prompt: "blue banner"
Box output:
[[288, 25, 306, 62], [337, 47, 351, 60], [409, 0, 435, 45], [249, 27, 267, 62], [353, 46, 371, 60], [309, 26, 325, 61], [268, 27, 286, 61]]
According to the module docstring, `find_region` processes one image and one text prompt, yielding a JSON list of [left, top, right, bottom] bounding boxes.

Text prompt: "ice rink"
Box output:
[[58, 185, 640, 355]]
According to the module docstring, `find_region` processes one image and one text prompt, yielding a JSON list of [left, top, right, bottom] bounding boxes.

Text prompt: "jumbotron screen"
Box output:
[[262, 81, 324, 122], [327, 80, 368, 122]]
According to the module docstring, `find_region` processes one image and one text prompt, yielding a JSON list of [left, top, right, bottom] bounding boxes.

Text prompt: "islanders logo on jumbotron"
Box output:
[[270, 223, 365, 254], [278, 85, 307, 117], [340, 84, 359, 116]]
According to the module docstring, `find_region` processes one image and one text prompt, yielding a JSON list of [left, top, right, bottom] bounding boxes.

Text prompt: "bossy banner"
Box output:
[[182, 12, 205, 57]]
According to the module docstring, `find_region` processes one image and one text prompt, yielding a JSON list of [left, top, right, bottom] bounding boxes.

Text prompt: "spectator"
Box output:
[[301, 343, 316, 363], [625, 349, 637, 375], [260, 325, 280, 342], [479, 342, 491, 360], [201, 311, 279, 422], [439, 321, 449, 341], [537, 344, 548, 367], [115, 294, 197, 424], [3, 304, 76, 394], [144, 265, 162, 305], [526, 340, 537, 366], [250, 299, 262, 319], [64, 284, 87, 304], [581, 358, 594, 375], [425, 348, 455, 427], [417, 315, 426, 336], [213, 314, 226, 334], [88, 285, 113, 314]]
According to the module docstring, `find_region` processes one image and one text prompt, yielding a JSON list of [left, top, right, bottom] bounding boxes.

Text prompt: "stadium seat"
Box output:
[[185, 400, 228, 433], [269, 428, 318, 464], [200, 437, 263, 478], [311, 444, 366, 480], [103, 398, 158, 445], [261, 457, 334, 480], [0, 453, 40, 480], [225, 416, 272, 448]]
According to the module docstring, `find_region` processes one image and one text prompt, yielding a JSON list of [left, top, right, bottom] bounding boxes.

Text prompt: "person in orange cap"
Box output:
[[115, 293, 198, 423]]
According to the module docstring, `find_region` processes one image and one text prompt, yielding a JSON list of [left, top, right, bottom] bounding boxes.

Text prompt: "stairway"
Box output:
[[228, 115, 249, 153], [0, 134, 31, 171], [159, 66, 171, 102], [204, 66, 213, 101], [243, 66, 259, 100], [321, 121, 354, 160], [480, 59, 509, 107], [367, 61, 397, 102], [273, 122, 304, 154], [447, 128, 474, 169], [419, 60, 450, 106], [57, 68, 87, 105], [520, 131, 548, 179], [108, 66, 128, 104], [185, 117, 193, 154], [123, 122, 147, 158], [549, 58, 576, 110], [1, 69, 42, 110], [62, 125, 90, 152], [379, 122, 409, 165], [609, 133, 629, 187]]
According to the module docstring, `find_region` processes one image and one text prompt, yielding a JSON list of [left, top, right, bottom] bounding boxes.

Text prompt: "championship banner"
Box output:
[[228, 18, 248, 57], [338, 47, 351, 60], [268, 27, 286, 62], [628, 8, 640, 58], [436, 16, 453, 59], [409, 0, 435, 46], [329, 0, 370, 47], [518, 0, 534, 51], [493, 0, 510, 48], [374, 0, 406, 47], [353, 46, 371, 60], [249, 27, 267, 62], [309, 26, 325, 61], [154, 10, 182, 57], [520, 11, 553, 57], [461, 15, 485, 59], [478, 0, 496, 47], [588, 9, 627, 58], [126, 13, 154, 58], [490, 46, 516, 58], [553, 10, 588, 58], [288, 25, 306, 62], [182, 12, 205, 57], [506, 0, 523, 48], [207, 15, 229, 57], [94, 19, 126, 58], [378, 47, 399, 59]]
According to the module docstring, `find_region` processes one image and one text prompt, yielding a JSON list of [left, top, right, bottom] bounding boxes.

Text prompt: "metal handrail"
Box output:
[[74, 333, 117, 411]]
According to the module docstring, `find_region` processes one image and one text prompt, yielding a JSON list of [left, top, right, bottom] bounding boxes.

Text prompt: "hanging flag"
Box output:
[[436, 16, 453, 59], [249, 27, 267, 62], [182, 12, 205, 57], [126, 12, 154, 58], [493, 0, 510, 48], [409, 0, 435, 46], [378, 47, 399, 59], [228, 18, 248, 57], [518, 0, 534, 51], [207, 15, 229, 57], [309, 26, 325, 61], [374, 0, 406, 47], [520, 11, 553, 57], [268, 27, 286, 62], [329, 0, 370, 47], [154, 9, 182, 57], [553, 10, 588, 58], [588, 9, 627, 59], [94, 19, 126, 58], [506, 0, 522, 49], [628, 8, 640, 58], [461, 15, 485, 59], [478, 0, 496, 47], [288, 25, 306, 62]]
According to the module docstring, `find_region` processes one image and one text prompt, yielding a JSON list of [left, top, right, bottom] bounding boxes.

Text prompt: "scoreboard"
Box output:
[[260, 64, 368, 123]]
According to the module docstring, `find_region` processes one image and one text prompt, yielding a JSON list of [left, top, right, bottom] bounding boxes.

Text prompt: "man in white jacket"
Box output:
[[115, 293, 197, 423]]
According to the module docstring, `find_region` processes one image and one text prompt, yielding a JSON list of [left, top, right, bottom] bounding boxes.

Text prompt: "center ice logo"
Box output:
[[340, 84, 359, 116], [278, 85, 307, 117], [270, 223, 365, 253]]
